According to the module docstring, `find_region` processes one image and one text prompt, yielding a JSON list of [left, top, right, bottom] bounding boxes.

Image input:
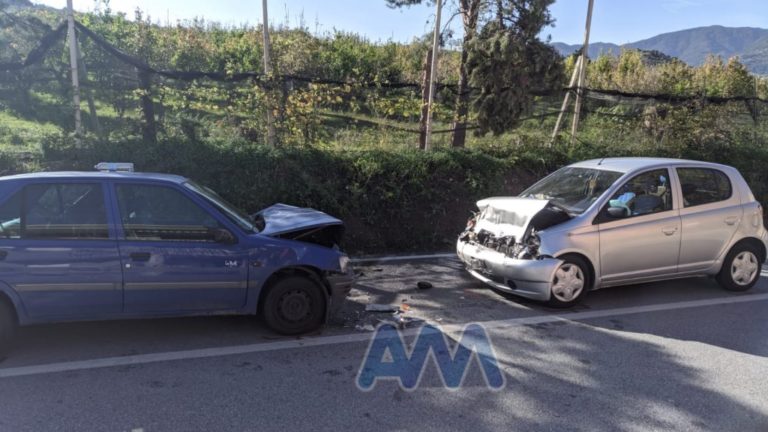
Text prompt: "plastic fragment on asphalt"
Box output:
[[366, 304, 399, 312], [417, 281, 433, 290], [355, 324, 376, 332]]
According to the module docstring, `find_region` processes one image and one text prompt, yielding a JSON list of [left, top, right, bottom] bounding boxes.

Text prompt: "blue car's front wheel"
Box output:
[[262, 275, 327, 335]]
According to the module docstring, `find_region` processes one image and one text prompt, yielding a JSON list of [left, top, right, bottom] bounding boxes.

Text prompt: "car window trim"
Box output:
[[675, 166, 734, 209], [4, 181, 113, 242], [111, 180, 243, 243], [593, 167, 676, 225]]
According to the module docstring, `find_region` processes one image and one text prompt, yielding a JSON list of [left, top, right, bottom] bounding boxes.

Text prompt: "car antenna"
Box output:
[[597, 157, 606, 165]]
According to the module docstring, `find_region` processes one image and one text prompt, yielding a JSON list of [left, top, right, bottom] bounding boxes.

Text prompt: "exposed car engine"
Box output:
[[459, 203, 569, 260]]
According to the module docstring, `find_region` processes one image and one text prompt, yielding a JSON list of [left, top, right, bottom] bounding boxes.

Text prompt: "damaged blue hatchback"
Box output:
[[0, 163, 353, 354]]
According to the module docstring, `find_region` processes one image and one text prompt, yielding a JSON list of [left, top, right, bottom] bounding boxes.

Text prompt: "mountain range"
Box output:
[[552, 25, 768, 74]]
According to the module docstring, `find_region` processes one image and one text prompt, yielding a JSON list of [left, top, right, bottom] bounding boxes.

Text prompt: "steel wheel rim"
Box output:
[[278, 290, 313, 322], [551, 263, 585, 302], [731, 251, 759, 286]]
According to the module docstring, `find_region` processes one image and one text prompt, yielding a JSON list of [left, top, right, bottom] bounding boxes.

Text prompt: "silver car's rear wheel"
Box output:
[[717, 242, 763, 292], [730, 251, 759, 286]]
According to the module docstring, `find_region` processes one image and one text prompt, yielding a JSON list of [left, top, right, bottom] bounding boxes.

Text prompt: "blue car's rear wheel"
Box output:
[[0, 298, 16, 359], [262, 276, 326, 335]]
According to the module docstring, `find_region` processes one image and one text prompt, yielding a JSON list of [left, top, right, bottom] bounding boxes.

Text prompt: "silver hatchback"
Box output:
[[457, 158, 768, 307]]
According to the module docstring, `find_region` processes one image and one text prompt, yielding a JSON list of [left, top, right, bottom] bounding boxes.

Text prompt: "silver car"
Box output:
[[457, 158, 768, 307]]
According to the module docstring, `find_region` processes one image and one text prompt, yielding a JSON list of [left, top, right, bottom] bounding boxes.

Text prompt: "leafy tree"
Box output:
[[386, 0, 483, 147], [465, 0, 563, 135]]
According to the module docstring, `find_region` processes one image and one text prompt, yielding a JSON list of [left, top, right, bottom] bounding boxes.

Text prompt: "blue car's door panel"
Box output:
[[119, 241, 249, 312], [0, 181, 123, 319], [0, 241, 123, 318], [111, 181, 249, 313]]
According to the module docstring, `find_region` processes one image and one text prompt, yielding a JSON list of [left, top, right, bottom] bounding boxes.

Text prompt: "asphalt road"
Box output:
[[0, 256, 766, 432]]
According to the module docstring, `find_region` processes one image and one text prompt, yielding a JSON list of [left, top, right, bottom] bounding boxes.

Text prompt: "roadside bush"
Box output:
[[40, 137, 535, 253]]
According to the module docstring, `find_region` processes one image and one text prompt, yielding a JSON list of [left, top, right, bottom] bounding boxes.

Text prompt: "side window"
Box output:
[[24, 183, 109, 239], [607, 169, 673, 217], [0, 191, 21, 239], [116, 184, 221, 242], [677, 168, 732, 207]]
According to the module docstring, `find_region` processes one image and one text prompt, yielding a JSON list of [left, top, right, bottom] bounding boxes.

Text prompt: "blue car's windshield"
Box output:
[[521, 167, 623, 214], [184, 181, 258, 233]]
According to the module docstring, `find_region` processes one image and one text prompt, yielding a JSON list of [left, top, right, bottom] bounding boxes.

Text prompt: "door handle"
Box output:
[[662, 227, 678, 236], [129, 252, 151, 262], [725, 216, 739, 226]]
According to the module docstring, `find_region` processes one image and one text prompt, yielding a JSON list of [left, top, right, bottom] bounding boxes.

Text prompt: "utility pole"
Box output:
[[424, 0, 442, 151], [549, 55, 582, 145], [570, 0, 594, 146], [66, 0, 82, 141], [262, 0, 277, 146]]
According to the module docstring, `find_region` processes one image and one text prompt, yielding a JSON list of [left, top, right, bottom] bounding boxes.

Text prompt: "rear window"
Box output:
[[0, 183, 108, 240], [677, 168, 732, 207]]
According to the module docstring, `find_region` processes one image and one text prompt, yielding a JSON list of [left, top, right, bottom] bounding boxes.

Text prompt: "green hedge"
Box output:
[[1, 133, 765, 254], [31, 138, 539, 254]]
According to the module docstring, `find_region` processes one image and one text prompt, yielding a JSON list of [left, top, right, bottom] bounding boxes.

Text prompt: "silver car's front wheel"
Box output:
[[547, 255, 591, 308]]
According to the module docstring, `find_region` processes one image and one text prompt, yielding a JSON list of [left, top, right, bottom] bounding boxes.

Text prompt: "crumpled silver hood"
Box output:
[[474, 197, 550, 240]]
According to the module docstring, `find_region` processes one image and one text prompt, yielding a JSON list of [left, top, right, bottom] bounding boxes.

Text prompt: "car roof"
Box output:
[[0, 171, 188, 184], [569, 157, 733, 173]]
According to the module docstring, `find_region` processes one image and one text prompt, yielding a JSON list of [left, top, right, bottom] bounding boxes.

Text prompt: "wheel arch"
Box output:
[[724, 237, 766, 266], [0, 291, 19, 326], [256, 266, 330, 314]]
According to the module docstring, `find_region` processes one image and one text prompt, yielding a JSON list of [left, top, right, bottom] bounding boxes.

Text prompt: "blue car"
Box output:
[[0, 163, 353, 354]]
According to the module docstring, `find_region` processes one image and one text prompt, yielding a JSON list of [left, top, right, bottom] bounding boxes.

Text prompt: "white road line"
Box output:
[[1, 292, 767, 379], [351, 253, 457, 264]]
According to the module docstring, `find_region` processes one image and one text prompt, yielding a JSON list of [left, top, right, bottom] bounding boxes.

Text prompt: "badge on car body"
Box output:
[[225, 260, 239, 268]]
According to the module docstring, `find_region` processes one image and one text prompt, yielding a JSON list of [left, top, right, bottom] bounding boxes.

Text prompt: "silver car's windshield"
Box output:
[[184, 181, 258, 233], [521, 167, 623, 214]]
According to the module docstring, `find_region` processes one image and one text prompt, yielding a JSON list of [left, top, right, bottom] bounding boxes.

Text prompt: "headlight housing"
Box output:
[[339, 254, 351, 273]]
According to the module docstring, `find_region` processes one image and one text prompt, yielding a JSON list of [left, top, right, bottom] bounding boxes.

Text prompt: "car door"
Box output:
[[113, 181, 249, 313], [597, 168, 682, 283], [676, 167, 742, 273], [0, 181, 123, 319]]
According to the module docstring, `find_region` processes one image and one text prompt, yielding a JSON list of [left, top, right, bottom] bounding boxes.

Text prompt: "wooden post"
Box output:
[[570, 0, 594, 146], [137, 70, 157, 144], [424, 0, 443, 151], [419, 48, 433, 150], [75, 41, 102, 138], [66, 0, 82, 142], [262, 0, 277, 146], [550, 55, 582, 145]]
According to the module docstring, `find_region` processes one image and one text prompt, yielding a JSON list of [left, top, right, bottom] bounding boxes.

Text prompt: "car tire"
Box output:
[[546, 255, 591, 308], [262, 275, 327, 335], [716, 243, 763, 292], [0, 298, 17, 359]]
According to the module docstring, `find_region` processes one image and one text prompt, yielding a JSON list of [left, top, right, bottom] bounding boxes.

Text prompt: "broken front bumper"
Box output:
[[457, 240, 562, 301], [326, 270, 355, 318]]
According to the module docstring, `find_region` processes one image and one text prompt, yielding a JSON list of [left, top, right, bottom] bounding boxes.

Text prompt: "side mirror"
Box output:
[[211, 227, 237, 244], [607, 206, 628, 218]]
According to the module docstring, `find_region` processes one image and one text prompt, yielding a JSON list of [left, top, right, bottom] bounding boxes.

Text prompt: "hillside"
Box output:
[[552, 25, 768, 72]]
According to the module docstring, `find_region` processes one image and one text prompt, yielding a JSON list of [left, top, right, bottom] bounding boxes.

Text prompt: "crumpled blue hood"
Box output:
[[256, 203, 343, 236]]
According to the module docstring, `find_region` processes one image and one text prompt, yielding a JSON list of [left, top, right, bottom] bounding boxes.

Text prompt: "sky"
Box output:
[[32, 0, 768, 44]]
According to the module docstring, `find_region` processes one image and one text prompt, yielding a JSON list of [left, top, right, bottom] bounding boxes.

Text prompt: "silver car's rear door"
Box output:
[[675, 166, 742, 274]]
